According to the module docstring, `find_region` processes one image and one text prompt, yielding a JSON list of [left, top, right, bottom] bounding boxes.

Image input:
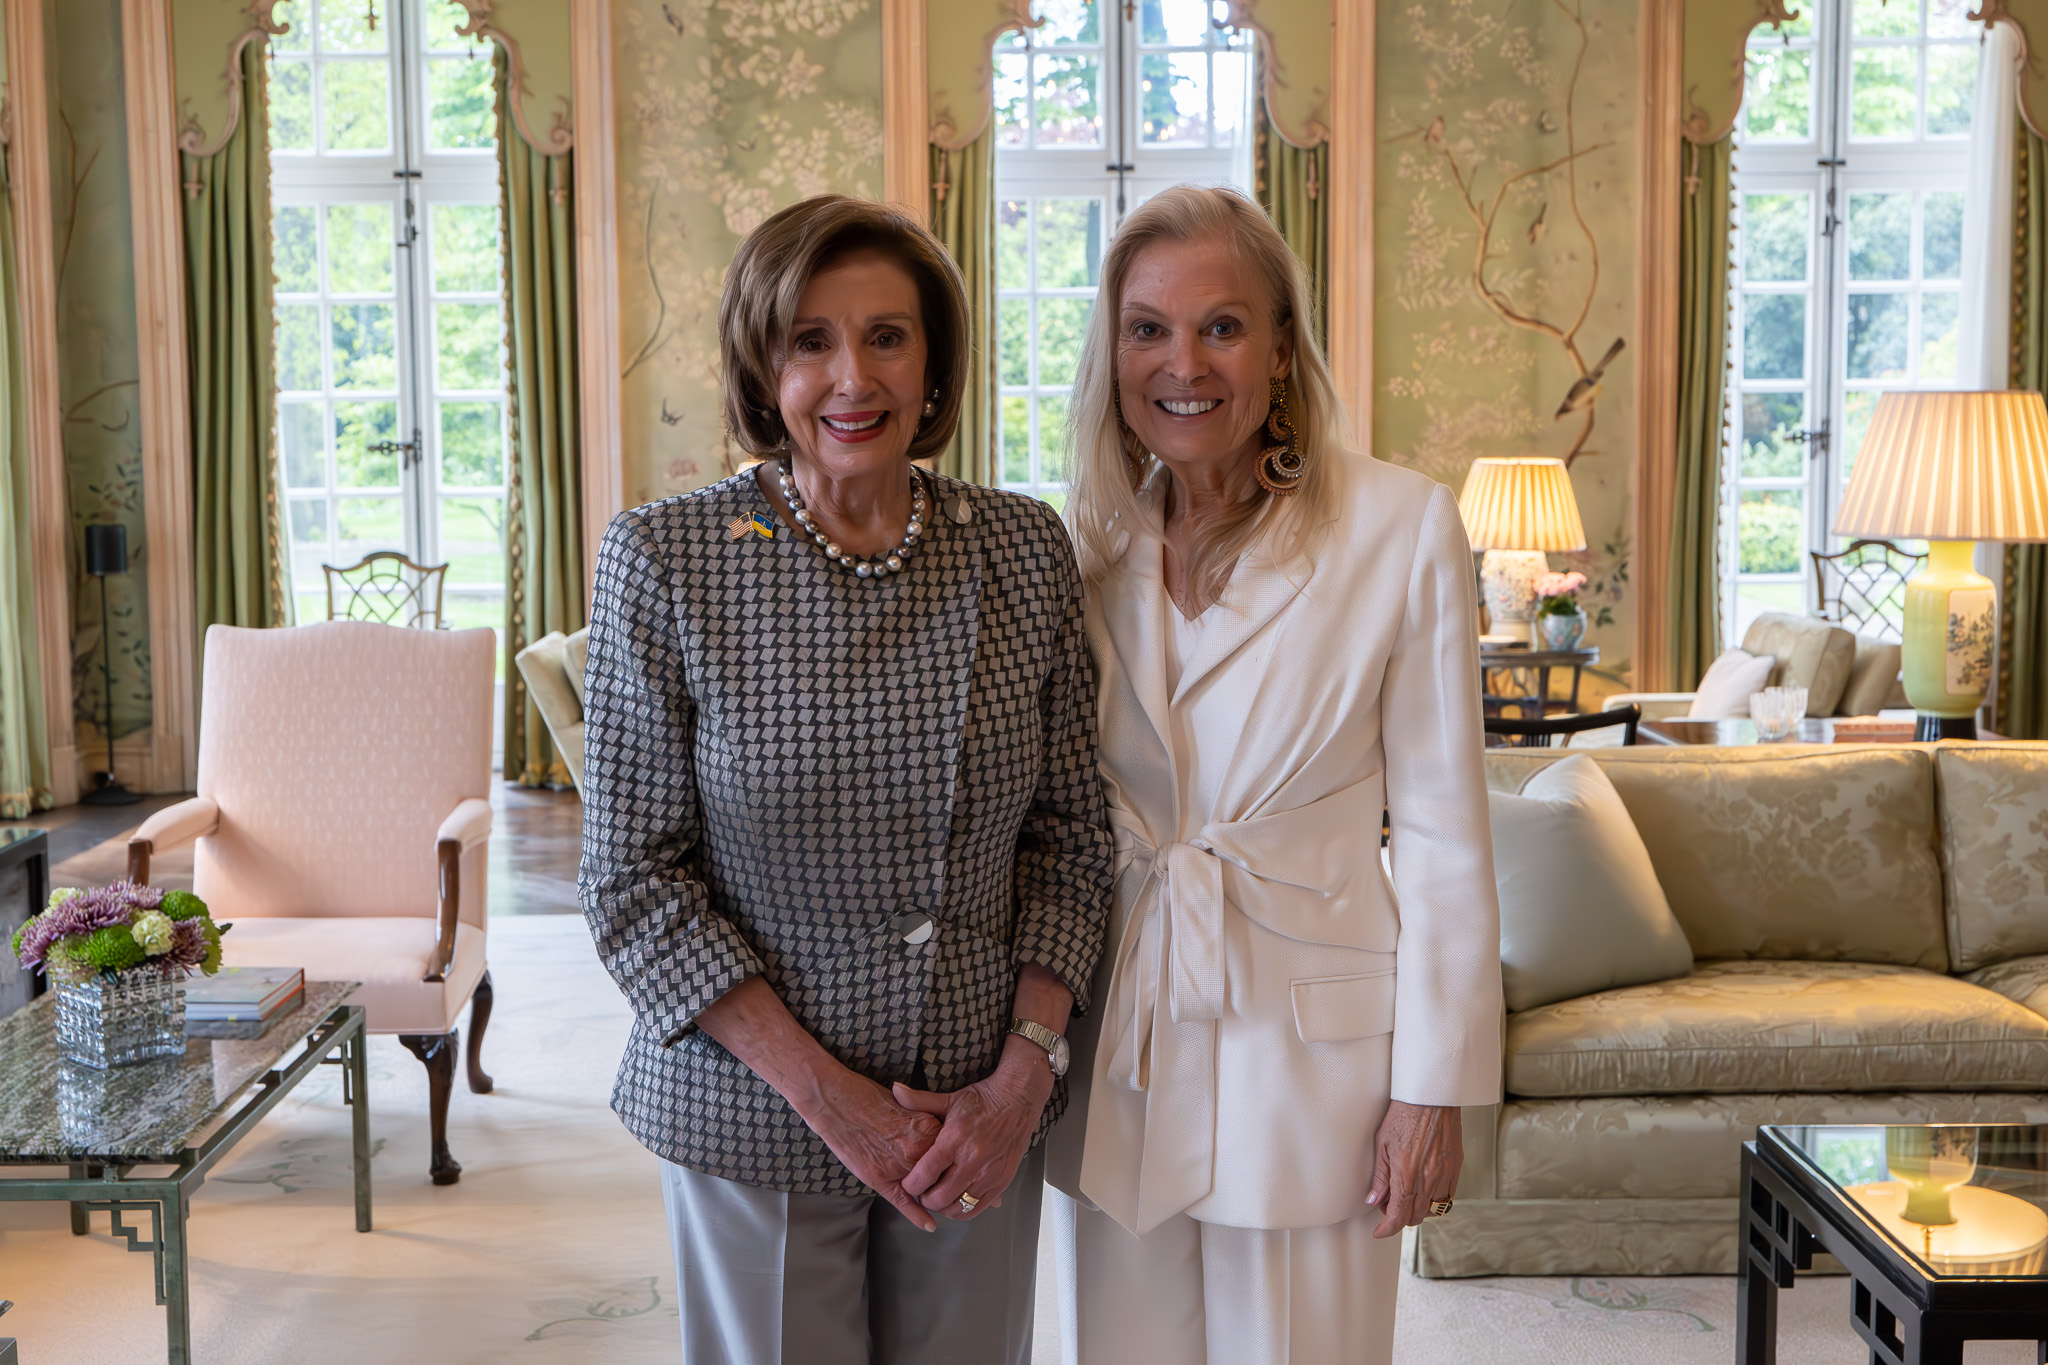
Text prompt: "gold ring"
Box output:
[[1427, 1199, 1453, 1218], [958, 1193, 980, 1213]]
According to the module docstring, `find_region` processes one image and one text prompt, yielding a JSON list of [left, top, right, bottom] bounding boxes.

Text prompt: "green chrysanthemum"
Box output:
[[160, 890, 209, 923], [199, 920, 225, 976], [9, 922, 25, 960], [44, 942, 94, 986], [79, 926, 147, 974]]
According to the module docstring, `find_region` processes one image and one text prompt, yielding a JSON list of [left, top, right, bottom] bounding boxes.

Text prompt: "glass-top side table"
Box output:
[[0, 829, 49, 1020], [1740, 1123, 2048, 1365], [0, 983, 369, 1365]]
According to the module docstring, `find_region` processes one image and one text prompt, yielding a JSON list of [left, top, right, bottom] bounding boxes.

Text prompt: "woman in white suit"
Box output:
[[1045, 186, 1503, 1362]]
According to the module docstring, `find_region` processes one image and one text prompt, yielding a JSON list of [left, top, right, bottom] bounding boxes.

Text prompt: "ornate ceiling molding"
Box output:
[[177, 1, 288, 158], [1683, 0, 1799, 145], [449, 0, 572, 154], [928, 0, 1038, 151], [1219, 0, 1328, 149], [1972, 0, 2048, 140]]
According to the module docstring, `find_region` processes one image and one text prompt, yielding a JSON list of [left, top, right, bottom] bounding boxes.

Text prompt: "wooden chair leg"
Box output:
[[465, 970, 495, 1095], [398, 1031, 462, 1186]]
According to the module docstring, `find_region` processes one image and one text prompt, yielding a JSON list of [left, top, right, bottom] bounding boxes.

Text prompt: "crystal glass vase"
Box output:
[[53, 972, 186, 1069]]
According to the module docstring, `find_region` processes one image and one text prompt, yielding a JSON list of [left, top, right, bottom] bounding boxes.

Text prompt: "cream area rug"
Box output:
[[2, 916, 2034, 1363]]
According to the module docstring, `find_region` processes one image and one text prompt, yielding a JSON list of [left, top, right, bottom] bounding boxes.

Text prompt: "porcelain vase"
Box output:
[[1535, 609, 1587, 651]]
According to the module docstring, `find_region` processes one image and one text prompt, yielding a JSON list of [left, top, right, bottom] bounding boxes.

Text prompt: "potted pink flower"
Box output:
[[1533, 571, 1589, 651]]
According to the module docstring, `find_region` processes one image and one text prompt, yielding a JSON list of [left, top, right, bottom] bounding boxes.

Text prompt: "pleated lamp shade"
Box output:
[[1456, 458, 1587, 552], [1835, 390, 2048, 541]]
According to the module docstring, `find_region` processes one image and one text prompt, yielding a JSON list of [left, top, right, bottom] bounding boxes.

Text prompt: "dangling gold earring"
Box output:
[[1256, 375, 1305, 497], [1111, 377, 1149, 483]]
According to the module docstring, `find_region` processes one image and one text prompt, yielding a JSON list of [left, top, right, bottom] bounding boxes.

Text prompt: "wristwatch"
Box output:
[[1009, 1018, 1070, 1078]]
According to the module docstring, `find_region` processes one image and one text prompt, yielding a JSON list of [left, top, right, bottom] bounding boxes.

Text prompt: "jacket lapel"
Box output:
[[1098, 530, 1175, 751], [1169, 547, 1310, 706]]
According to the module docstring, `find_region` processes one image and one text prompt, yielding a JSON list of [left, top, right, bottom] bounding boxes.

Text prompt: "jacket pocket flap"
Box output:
[[1290, 970, 1396, 1044]]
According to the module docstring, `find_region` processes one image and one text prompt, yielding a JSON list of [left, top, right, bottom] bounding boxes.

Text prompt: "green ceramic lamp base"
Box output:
[[1902, 540, 1995, 735]]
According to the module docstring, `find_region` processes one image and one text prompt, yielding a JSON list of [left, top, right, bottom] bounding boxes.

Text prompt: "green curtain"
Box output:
[[1999, 127, 2048, 738], [1252, 53, 1328, 350], [184, 38, 286, 667], [929, 134, 997, 486], [0, 154, 52, 819], [499, 50, 585, 788], [1665, 136, 1734, 690]]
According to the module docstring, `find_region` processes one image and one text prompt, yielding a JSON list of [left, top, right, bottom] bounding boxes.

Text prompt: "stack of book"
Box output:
[[184, 966, 306, 1039]]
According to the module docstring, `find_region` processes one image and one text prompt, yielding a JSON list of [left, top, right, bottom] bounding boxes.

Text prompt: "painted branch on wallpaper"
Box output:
[[175, 2, 287, 158], [1386, 0, 1620, 467]]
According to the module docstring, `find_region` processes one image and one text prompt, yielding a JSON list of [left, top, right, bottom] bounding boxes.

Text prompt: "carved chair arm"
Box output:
[[126, 796, 221, 885], [425, 798, 492, 983]]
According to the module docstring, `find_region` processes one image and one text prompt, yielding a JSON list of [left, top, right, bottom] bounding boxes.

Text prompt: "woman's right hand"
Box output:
[[798, 1065, 945, 1231]]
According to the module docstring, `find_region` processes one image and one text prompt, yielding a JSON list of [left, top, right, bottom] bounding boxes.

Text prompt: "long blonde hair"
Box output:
[[1065, 185, 1348, 602]]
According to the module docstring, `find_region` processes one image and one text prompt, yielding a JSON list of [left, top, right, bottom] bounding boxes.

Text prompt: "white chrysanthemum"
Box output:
[[131, 910, 175, 956], [46, 886, 82, 910]]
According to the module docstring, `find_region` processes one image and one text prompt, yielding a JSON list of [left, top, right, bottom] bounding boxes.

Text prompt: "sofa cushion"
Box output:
[[1504, 959, 2048, 1097], [1489, 756, 1694, 1012], [1686, 649, 1776, 719], [1935, 743, 2048, 970], [1741, 612, 1858, 717], [1483, 745, 1946, 970], [1966, 954, 2048, 1019], [1837, 637, 1903, 717], [1493, 1092, 2048, 1201]]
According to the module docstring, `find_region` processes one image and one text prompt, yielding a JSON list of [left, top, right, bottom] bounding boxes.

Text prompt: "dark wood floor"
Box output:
[[1, 780, 584, 915]]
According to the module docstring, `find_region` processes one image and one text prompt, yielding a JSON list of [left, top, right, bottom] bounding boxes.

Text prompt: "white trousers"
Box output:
[[1048, 1188, 1401, 1365]]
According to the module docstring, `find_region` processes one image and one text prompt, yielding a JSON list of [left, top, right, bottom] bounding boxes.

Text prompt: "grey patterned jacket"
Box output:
[[578, 468, 1114, 1195]]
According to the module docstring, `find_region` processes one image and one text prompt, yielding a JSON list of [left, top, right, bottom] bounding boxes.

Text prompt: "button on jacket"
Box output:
[[579, 469, 1115, 1196]]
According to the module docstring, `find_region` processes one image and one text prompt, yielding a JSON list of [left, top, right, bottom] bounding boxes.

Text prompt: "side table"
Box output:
[[0, 828, 49, 1019], [1480, 645, 1600, 718]]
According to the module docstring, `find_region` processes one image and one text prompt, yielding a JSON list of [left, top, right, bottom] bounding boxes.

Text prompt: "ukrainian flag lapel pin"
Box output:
[[728, 512, 778, 541]]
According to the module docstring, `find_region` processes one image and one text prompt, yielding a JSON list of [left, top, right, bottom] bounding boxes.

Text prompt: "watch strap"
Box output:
[[1009, 1018, 1062, 1054]]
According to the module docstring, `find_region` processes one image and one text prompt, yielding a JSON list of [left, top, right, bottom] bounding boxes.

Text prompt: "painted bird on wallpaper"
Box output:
[[1526, 202, 1548, 244], [1555, 338, 1626, 420]]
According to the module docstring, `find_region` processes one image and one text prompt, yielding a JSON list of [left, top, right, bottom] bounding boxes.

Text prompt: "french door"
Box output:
[[268, 0, 509, 638]]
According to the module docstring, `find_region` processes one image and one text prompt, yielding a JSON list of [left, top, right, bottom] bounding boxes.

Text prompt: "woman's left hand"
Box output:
[[893, 1037, 1055, 1219], [1365, 1100, 1463, 1239]]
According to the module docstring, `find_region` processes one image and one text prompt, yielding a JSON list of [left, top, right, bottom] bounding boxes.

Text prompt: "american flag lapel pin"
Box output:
[[729, 512, 778, 541]]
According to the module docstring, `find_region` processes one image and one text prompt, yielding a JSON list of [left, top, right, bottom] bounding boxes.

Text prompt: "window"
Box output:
[[1726, 0, 1979, 641], [993, 0, 1251, 507], [269, 0, 508, 644]]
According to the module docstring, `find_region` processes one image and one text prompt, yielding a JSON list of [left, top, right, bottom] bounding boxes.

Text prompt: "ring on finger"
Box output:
[[958, 1193, 980, 1214], [1427, 1199, 1453, 1218]]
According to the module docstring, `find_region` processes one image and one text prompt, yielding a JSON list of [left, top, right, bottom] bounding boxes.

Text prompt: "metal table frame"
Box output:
[[0, 1003, 371, 1364], [1738, 1134, 2048, 1365]]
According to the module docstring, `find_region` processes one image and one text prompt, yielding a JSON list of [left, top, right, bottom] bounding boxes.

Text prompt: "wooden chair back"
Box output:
[[1810, 539, 1925, 644], [323, 551, 448, 629], [1484, 704, 1642, 749]]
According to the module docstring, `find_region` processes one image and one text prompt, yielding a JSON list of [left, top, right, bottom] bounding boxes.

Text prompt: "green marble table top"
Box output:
[[0, 982, 357, 1164]]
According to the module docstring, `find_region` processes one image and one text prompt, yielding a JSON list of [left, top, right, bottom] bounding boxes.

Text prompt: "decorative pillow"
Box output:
[[1488, 755, 1696, 1012], [1687, 649, 1778, 719], [1838, 636, 1903, 717]]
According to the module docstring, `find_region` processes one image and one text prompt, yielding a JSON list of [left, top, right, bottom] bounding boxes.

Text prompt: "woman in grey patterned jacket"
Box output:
[[578, 194, 1114, 1365]]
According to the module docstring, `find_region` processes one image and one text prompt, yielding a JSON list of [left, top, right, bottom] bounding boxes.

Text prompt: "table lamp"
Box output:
[[1834, 391, 2048, 740], [1456, 457, 1587, 643]]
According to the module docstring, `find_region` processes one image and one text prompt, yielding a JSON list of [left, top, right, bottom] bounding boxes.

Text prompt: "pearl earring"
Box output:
[[921, 387, 939, 420]]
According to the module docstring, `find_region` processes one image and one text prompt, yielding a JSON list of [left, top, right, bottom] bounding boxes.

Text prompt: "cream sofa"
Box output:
[[512, 627, 588, 792], [1604, 611, 1907, 721], [1415, 741, 2048, 1278]]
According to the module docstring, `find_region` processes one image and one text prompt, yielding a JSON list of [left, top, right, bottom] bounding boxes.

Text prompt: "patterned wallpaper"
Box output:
[[611, 0, 885, 507], [51, 0, 154, 741], [1374, 0, 1640, 699]]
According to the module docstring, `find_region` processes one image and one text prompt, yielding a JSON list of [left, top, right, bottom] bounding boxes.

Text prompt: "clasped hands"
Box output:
[[804, 1036, 1054, 1233]]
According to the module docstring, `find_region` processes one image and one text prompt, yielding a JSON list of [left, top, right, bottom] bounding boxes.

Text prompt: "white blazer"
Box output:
[[1048, 452, 1504, 1236]]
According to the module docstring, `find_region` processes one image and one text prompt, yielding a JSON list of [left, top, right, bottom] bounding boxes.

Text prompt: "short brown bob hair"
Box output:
[[719, 195, 969, 464]]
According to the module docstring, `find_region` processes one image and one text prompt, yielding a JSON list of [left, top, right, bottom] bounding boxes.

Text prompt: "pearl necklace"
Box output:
[[777, 461, 927, 580]]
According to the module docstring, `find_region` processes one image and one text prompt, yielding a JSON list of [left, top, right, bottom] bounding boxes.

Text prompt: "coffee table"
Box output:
[[1643, 717, 1846, 746], [1739, 1123, 2048, 1364], [0, 983, 368, 1364], [1479, 645, 1600, 717]]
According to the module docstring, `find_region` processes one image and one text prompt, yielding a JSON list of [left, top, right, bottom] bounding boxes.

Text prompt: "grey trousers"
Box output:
[[660, 1147, 1045, 1365]]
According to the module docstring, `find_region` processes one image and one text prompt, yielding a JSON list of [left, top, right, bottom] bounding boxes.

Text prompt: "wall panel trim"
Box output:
[[573, 0, 623, 589], [1634, 0, 1683, 691], [1327, 0, 1373, 440], [6, 0, 76, 804], [883, 0, 929, 223]]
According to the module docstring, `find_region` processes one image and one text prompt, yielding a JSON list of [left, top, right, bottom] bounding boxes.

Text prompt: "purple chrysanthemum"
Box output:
[[14, 881, 166, 974], [155, 919, 210, 977]]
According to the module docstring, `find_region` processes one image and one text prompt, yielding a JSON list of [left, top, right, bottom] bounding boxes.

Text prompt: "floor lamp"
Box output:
[[1833, 390, 2048, 741], [81, 523, 140, 806]]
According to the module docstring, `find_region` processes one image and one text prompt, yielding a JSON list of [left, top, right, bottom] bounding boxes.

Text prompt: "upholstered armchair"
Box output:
[[127, 622, 497, 1186], [511, 627, 587, 792]]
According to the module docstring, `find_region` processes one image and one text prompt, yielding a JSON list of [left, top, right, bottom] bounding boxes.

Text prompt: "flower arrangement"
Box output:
[[11, 883, 226, 987], [1534, 570, 1588, 617]]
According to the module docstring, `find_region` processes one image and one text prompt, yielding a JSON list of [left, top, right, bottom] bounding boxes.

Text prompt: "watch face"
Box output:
[[1050, 1034, 1071, 1078]]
